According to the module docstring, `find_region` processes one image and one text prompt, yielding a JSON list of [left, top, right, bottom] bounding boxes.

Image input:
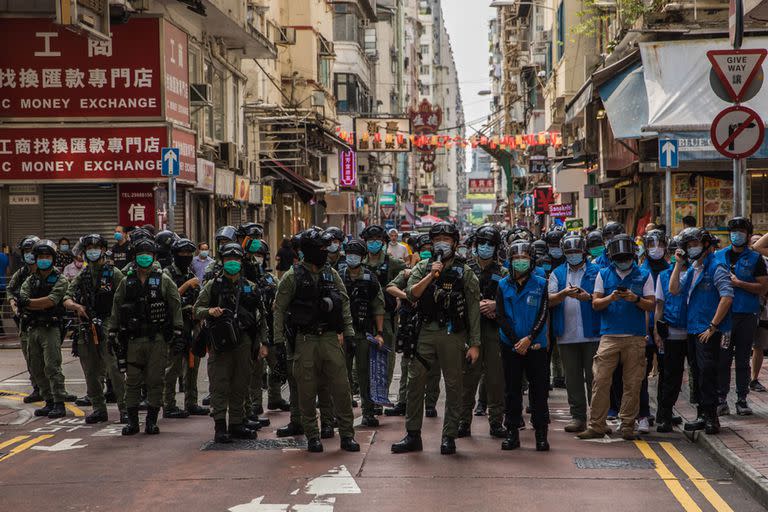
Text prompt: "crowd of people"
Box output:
[[4, 215, 767, 454]]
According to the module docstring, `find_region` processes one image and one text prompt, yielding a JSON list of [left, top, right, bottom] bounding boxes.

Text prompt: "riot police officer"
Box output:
[[341, 239, 386, 427], [109, 238, 183, 436], [459, 224, 507, 439], [204, 225, 239, 281], [162, 238, 209, 418], [7, 235, 41, 403], [273, 228, 360, 453], [195, 243, 268, 443], [325, 227, 347, 272], [392, 222, 481, 455], [154, 230, 178, 269], [63, 234, 127, 424], [18, 240, 69, 419]]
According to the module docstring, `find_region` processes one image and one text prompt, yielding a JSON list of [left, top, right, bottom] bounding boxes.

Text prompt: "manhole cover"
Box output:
[[574, 457, 655, 470], [201, 438, 308, 451]]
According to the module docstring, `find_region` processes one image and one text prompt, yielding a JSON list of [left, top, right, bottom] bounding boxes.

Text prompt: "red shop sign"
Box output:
[[0, 125, 199, 182], [119, 183, 156, 228], [0, 18, 168, 121], [163, 20, 190, 127], [171, 127, 197, 182], [339, 150, 357, 187]]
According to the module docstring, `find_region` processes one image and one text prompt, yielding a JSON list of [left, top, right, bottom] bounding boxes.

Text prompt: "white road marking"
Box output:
[[31, 438, 88, 452]]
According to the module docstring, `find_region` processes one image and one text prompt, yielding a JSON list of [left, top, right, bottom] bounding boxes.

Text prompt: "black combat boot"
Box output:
[[23, 387, 42, 404], [243, 417, 263, 431], [535, 428, 550, 452], [501, 428, 520, 451], [384, 402, 406, 416], [276, 422, 304, 437], [214, 419, 232, 444], [229, 423, 257, 439], [440, 436, 456, 455], [144, 406, 160, 435], [118, 409, 129, 424], [704, 410, 720, 435], [307, 437, 324, 453], [656, 409, 674, 433], [489, 423, 507, 438], [683, 406, 706, 432], [75, 396, 92, 407], [320, 423, 335, 439], [34, 400, 53, 417], [391, 430, 423, 453], [267, 399, 291, 412], [187, 404, 210, 416], [85, 409, 108, 424], [361, 415, 379, 427], [122, 408, 140, 435], [164, 406, 190, 419], [457, 422, 471, 438], [340, 437, 360, 452], [425, 406, 438, 418], [202, 394, 211, 406]]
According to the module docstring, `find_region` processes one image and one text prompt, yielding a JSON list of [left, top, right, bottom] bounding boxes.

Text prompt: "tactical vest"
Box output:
[[370, 255, 397, 314], [343, 267, 378, 334], [80, 264, 116, 319], [471, 261, 504, 301], [168, 264, 199, 308], [658, 268, 688, 331], [288, 264, 342, 333], [111, 244, 129, 269], [418, 262, 467, 333], [26, 270, 65, 324], [210, 275, 263, 332], [123, 270, 167, 336], [255, 272, 277, 343], [9, 266, 31, 297]]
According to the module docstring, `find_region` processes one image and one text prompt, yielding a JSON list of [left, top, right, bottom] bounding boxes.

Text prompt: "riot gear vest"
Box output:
[[167, 264, 199, 308], [79, 264, 116, 319], [255, 271, 277, 344], [209, 275, 264, 334], [471, 261, 504, 301], [26, 270, 65, 323], [288, 264, 343, 333], [370, 255, 397, 314], [123, 270, 167, 336], [342, 267, 379, 334], [418, 262, 467, 333]]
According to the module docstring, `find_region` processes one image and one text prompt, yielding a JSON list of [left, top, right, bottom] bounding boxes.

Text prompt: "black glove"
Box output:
[[17, 296, 30, 310], [170, 330, 186, 355], [344, 336, 356, 355], [108, 330, 119, 355]]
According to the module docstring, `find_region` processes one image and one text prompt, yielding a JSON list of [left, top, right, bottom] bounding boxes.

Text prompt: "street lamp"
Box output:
[[477, 90, 492, 96]]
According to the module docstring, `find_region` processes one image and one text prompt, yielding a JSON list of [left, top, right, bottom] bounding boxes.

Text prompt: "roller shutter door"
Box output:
[[172, 187, 187, 235], [43, 184, 118, 242], [7, 188, 44, 248]]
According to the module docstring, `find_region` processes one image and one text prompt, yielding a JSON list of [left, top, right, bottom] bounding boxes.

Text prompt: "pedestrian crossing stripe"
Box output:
[[0, 389, 85, 417], [0, 435, 54, 463]]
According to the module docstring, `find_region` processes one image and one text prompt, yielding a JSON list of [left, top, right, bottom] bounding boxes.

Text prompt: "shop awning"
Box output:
[[598, 62, 652, 140], [564, 81, 593, 124], [640, 38, 768, 132], [262, 159, 324, 203]]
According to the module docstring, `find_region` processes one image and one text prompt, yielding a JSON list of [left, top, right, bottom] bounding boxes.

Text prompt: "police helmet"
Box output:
[[345, 239, 367, 256], [668, 236, 680, 254], [475, 224, 501, 246], [219, 242, 244, 259], [81, 233, 107, 249], [585, 230, 604, 249], [561, 233, 586, 254], [129, 228, 154, 243], [506, 227, 534, 245], [507, 239, 534, 259], [360, 225, 387, 241], [679, 227, 714, 250], [603, 221, 625, 241], [299, 227, 328, 251], [71, 241, 84, 258], [727, 216, 753, 235], [416, 234, 432, 251], [643, 229, 668, 248], [19, 235, 41, 251], [238, 222, 264, 240], [133, 238, 157, 254], [32, 239, 58, 257], [172, 238, 196, 255], [606, 234, 635, 261], [429, 222, 460, 242], [324, 227, 345, 242], [531, 239, 548, 259], [215, 225, 238, 244], [543, 226, 567, 246]]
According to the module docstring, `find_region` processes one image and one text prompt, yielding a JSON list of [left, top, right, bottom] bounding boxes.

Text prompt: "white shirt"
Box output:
[[655, 275, 688, 340], [386, 241, 409, 261], [548, 265, 599, 344]]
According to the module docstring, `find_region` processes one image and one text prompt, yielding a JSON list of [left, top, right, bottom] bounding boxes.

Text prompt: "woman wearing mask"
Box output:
[[62, 242, 85, 280], [56, 238, 74, 271]]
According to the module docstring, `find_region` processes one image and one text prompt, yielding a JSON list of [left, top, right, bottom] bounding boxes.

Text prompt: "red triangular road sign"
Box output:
[[707, 49, 767, 102]]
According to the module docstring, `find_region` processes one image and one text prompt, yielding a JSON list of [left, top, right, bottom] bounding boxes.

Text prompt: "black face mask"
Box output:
[[303, 246, 328, 267], [174, 255, 193, 269]]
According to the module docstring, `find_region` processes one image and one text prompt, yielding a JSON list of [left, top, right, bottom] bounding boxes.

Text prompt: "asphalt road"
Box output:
[[0, 349, 762, 512]]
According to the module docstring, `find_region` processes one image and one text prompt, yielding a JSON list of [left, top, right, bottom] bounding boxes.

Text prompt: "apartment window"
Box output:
[[364, 28, 377, 56], [333, 11, 359, 43], [391, 55, 397, 74], [420, 44, 429, 56], [419, 0, 431, 15], [334, 73, 371, 113], [231, 78, 239, 146], [203, 59, 212, 139], [319, 57, 332, 90], [212, 69, 225, 141], [556, 2, 565, 61], [419, 65, 430, 75], [189, 50, 200, 133]]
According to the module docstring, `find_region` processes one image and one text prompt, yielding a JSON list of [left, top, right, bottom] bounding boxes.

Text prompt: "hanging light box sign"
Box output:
[[339, 150, 357, 187]]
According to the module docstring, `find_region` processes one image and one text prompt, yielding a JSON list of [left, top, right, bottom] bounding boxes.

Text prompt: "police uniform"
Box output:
[[402, 257, 481, 441], [162, 263, 202, 414], [110, 241, 130, 270], [19, 267, 69, 412], [64, 262, 126, 420], [460, 260, 507, 434], [8, 265, 38, 395], [341, 265, 385, 419], [272, 262, 356, 443]]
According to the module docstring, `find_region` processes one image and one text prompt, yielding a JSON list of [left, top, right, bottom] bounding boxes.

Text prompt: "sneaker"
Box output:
[[736, 400, 753, 416], [750, 380, 767, 392], [635, 417, 650, 434], [717, 402, 731, 417]]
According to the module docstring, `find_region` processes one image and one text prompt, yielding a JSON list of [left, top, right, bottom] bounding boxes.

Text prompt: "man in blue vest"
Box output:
[[670, 227, 733, 434], [548, 233, 600, 434], [654, 236, 689, 432], [586, 229, 610, 268], [578, 234, 655, 441], [715, 217, 767, 416]]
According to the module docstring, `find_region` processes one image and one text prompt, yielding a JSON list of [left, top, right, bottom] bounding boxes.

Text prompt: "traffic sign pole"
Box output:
[[665, 166, 672, 235], [168, 174, 176, 231]]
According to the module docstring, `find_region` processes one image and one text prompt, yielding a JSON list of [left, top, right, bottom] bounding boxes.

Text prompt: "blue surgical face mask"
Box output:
[[36, 258, 53, 270], [549, 247, 563, 259], [346, 254, 362, 268], [367, 240, 384, 254], [687, 246, 703, 260], [541, 263, 552, 272], [114, 232, 123, 242], [328, 242, 340, 254], [566, 253, 584, 267], [615, 259, 633, 271], [199, 250, 209, 259], [59, 244, 70, 252], [730, 231, 747, 247], [24, 252, 36, 265], [477, 243, 495, 260], [85, 249, 103, 263]]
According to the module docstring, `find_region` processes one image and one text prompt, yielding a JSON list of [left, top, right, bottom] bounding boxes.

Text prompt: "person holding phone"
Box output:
[[548, 233, 600, 434]]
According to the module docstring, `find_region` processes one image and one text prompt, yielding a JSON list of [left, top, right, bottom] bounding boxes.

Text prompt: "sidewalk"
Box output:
[[668, 364, 768, 508]]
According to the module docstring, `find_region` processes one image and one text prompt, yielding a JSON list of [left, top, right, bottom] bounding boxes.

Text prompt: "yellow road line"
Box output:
[[634, 440, 702, 512], [0, 389, 84, 417], [660, 442, 734, 512], [0, 436, 30, 450], [0, 434, 54, 463]]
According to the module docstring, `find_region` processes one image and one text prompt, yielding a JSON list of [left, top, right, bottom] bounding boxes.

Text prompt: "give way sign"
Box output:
[[710, 105, 765, 159], [707, 49, 767, 102]]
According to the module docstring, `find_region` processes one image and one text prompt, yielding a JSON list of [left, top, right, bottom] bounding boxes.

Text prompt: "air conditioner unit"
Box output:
[[311, 91, 325, 107], [276, 26, 296, 45], [360, 18, 371, 27], [219, 142, 237, 169], [190, 83, 211, 105]]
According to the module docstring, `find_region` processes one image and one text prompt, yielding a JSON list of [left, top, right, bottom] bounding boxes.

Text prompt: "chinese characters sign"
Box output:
[[119, 183, 156, 228], [0, 18, 187, 125], [339, 150, 357, 187], [353, 117, 412, 152], [468, 179, 494, 194], [549, 203, 573, 218], [533, 187, 554, 215]]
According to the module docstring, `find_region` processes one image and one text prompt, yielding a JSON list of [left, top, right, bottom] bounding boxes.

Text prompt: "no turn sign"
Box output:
[[710, 105, 765, 159]]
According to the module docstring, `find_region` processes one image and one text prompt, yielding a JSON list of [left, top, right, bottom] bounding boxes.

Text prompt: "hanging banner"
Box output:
[[234, 174, 250, 202], [339, 150, 357, 187], [262, 184, 273, 205], [354, 117, 412, 152], [196, 158, 215, 191], [469, 178, 494, 194]]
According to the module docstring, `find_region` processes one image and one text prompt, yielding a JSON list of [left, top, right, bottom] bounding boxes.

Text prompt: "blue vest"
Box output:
[[658, 268, 687, 330], [716, 246, 761, 314], [593, 252, 611, 269], [534, 266, 547, 278], [685, 253, 732, 334], [641, 258, 670, 284], [598, 264, 649, 336], [551, 262, 600, 339], [497, 274, 548, 349]]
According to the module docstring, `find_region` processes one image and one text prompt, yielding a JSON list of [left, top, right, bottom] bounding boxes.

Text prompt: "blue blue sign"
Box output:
[[384, 220, 395, 230], [661, 132, 768, 162], [161, 147, 180, 177], [355, 196, 365, 209], [658, 138, 679, 168]]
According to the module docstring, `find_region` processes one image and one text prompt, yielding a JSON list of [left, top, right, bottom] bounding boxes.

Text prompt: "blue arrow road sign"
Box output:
[[161, 147, 180, 177], [658, 138, 679, 168], [355, 196, 365, 209]]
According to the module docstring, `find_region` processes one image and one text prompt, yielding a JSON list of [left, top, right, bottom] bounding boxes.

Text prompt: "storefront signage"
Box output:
[[8, 194, 39, 205], [418, 194, 434, 206], [196, 158, 215, 191], [249, 183, 261, 204], [533, 186, 554, 215], [163, 20, 190, 127], [339, 150, 357, 187], [354, 117, 412, 152], [469, 178, 494, 194], [215, 168, 234, 197], [234, 175, 250, 202], [566, 218, 584, 231], [118, 183, 156, 228], [549, 203, 574, 218], [171, 128, 196, 180], [660, 131, 768, 161], [262, 184, 273, 205]]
